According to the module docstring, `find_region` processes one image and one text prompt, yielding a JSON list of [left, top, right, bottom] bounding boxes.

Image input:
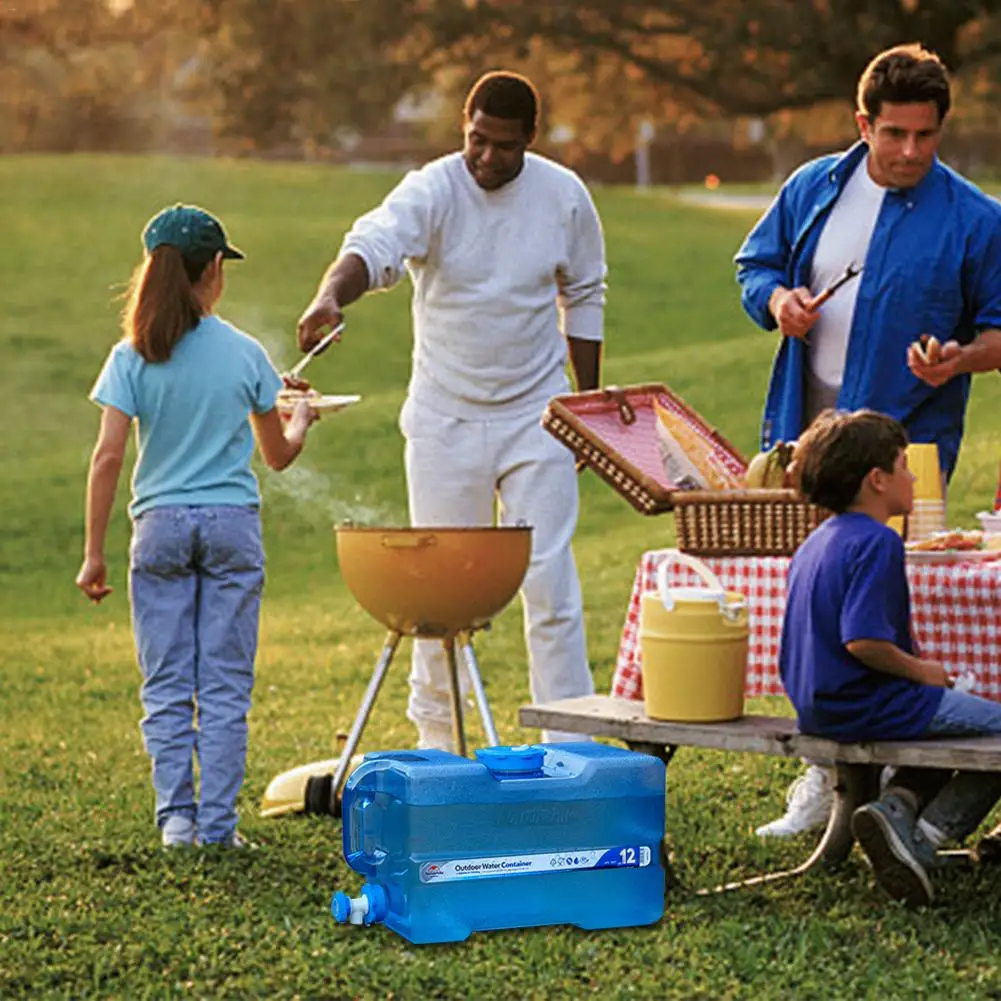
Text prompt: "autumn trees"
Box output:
[[4, 0, 1001, 166]]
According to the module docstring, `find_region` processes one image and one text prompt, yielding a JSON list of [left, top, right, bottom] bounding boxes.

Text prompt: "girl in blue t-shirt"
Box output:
[[75, 204, 317, 848]]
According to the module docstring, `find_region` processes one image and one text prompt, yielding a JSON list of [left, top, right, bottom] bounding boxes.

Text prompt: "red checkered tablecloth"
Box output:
[[611, 551, 1001, 702]]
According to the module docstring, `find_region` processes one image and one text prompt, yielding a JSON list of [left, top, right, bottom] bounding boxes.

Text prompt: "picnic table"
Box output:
[[611, 551, 1001, 703], [521, 551, 1001, 891], [523, 550, 1001, 892]]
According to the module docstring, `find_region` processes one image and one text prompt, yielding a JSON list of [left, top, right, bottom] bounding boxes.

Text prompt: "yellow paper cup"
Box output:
[[887, 515, 905, 536], [907, 443, 943, 501]]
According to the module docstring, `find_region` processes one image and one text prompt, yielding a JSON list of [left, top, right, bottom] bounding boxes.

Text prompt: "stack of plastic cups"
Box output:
[[907, 443, 946, 542]]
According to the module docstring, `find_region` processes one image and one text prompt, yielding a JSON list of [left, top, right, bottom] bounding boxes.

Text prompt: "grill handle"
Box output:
[[380, 533, 437, 549]]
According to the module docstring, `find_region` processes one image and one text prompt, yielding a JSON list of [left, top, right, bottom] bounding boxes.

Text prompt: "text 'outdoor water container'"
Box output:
[[640, 550, 749, 722], [331, 743, 666, 944]]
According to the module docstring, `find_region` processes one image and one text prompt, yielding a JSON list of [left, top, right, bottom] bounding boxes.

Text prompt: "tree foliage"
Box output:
[[410, 0, 1001, 116], [4, 0, 1001, 159], [170, 0, 427, 153]]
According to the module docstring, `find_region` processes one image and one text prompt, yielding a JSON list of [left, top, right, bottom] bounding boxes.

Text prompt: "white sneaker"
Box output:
[[161, 815, 196, 849], [755, 766, 834, 838]]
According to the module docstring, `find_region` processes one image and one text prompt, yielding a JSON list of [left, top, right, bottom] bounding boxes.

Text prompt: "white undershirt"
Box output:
[[807, 158, 885, 411]]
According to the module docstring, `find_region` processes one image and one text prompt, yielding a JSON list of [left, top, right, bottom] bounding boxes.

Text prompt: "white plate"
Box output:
[[905, 549, 1001, 565], [277, 393, 361, 415]]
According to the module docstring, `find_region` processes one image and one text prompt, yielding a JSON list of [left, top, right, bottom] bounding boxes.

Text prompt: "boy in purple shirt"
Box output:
[[780, 409, 1001, 905]]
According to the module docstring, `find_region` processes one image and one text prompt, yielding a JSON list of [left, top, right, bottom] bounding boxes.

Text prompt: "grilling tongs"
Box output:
[[805, 262, 862, 312], [287, 321, 346, 381]]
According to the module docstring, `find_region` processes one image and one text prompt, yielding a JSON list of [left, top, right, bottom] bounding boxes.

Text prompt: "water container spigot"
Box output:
[[331, 883, 388, 927]]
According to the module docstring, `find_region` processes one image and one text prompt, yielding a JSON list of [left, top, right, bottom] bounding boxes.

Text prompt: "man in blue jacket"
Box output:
[[735, 43, 1001, 838]]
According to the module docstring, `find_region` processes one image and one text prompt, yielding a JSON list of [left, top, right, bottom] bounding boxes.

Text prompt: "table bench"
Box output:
[[520, 695, 1001, 892]]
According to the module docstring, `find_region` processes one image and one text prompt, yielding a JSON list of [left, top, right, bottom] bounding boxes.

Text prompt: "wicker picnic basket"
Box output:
[[672, 489, 832, 557], [543, 384, 830, 555], [542, 384, 746, 515]]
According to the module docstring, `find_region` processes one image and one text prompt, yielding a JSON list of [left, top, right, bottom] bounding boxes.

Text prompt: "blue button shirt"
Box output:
[[779, 513, 943, 742], [735, 143, 1001, 475], [90, 315, 283, 517]]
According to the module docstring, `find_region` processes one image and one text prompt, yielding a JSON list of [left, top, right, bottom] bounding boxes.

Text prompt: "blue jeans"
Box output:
[[924, 688, 1001, 738], [129, 505, 264, 844], [891, 689, 1001, 844]]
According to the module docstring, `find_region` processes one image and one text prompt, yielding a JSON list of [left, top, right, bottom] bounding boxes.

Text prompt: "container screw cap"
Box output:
[[475, 745, 546, 776]]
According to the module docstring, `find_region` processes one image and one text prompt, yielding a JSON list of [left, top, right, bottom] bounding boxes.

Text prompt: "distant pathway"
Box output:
[[674, 192, 772, 210]]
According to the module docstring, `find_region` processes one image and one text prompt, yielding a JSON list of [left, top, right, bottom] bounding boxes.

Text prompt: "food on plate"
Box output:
[[276, 387, 322, 406], [276, 387, 323, 419], [906, 529, 984, 552], [652, 398, 744, 491], [275, 389, 361, 417], [744, 441, 796, 489]]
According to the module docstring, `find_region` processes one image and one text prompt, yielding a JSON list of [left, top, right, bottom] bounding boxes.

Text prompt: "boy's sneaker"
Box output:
[[755, 765, 833, 838], [161, 815, 196, 849], [851, 793, 935, 907]]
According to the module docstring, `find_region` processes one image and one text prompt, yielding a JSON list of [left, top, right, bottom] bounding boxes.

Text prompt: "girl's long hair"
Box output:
[[121, 246, 212, 363]]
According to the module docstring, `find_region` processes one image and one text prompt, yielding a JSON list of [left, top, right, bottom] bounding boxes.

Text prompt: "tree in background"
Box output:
[[173, 0, 427, 155], [4, 0, 1001, 177], [0, 0, 141, 150], [413, 0, 1001, 116], [408, 0, 1001, 179], [0, 0, 425, 156]]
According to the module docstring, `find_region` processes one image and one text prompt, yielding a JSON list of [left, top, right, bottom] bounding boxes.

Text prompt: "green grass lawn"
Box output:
[[2, 154, 1001, 1000]]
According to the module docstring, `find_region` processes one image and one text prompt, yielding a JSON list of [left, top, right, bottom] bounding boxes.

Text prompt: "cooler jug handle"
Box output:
[[344, 794, 382, 872], [656, 549, 726, 612]]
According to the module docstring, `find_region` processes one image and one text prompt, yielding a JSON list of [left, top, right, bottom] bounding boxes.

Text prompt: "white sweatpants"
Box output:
[[400, 397, 594, 744]]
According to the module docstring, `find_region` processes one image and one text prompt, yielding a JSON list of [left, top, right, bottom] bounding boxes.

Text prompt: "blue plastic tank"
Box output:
[[331, 743, 666, 944]]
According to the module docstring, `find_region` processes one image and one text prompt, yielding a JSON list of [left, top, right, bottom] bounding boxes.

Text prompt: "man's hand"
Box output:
[[297, 294, 344, 352], [769, 286, 819, 341], [908, 335, 963, 387], [76, 557, 112, 603]]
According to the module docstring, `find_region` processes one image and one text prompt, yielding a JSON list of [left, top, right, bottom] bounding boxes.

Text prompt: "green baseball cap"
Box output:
[[142, 204, 245, 260]]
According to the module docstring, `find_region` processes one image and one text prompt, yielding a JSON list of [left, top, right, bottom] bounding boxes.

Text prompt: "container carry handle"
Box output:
[[656, 550, 747, 622], [656, 550, 725, 611]]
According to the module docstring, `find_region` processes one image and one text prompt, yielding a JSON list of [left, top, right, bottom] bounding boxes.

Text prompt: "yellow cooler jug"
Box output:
[[640, 551, 749, 722]]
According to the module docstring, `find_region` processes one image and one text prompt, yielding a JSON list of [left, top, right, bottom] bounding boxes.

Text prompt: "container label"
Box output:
[[418, 845, 652, 883]]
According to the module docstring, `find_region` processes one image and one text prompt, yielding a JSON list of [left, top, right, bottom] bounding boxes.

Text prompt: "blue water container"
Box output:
[[331, 743, 666, 944]]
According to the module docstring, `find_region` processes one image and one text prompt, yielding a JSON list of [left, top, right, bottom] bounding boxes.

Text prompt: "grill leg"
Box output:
[[458, 632, 500, 748], [443, 637, 468, 757], [329, 630, 402, 811]]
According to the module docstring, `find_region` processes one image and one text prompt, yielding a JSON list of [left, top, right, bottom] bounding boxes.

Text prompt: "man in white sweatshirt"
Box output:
[[296, 71, 607, 749]]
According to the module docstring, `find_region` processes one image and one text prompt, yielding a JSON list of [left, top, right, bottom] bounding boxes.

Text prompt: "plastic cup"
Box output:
[[907, 443, 943, 501]]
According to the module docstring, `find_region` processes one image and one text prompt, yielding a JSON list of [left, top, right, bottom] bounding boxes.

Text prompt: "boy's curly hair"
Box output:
[[793, 409, 908, 514]]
